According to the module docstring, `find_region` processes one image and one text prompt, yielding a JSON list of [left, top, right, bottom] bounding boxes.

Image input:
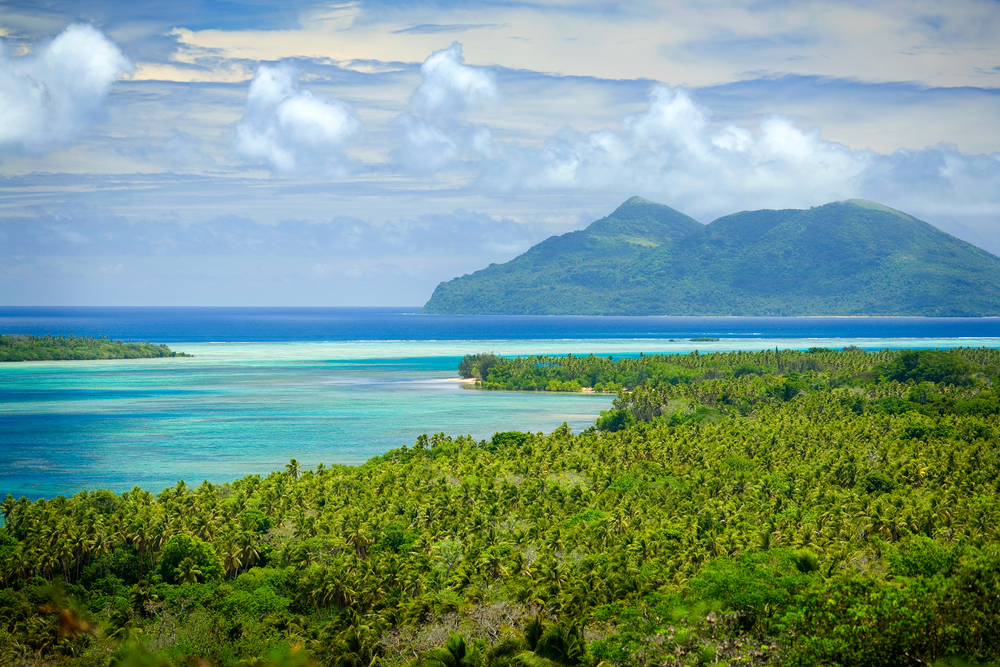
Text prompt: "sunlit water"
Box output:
[[2, 308, 999, 500], [1, 346, 611, 500]]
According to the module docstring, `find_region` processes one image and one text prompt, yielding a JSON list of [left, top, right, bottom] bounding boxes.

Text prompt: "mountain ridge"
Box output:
[[422, 198, 1000, 316]]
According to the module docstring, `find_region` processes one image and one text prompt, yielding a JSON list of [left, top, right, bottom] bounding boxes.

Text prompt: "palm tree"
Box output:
[[315, 623, 379, 667], [1, 494, 15, 528], [193, 514, 214, 542], [287, 459, 302, 481], [238, 530, 260, 570], [174, 556, 203, 584], [515, 618, 586, 667], [221, 542, 242, 579], [344, 516, 373, 560], [423, 633, 483, 667]]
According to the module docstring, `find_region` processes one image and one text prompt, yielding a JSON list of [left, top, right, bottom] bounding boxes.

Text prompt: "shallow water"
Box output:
[[2, 309, 1000, 500], [0, 346, 612, 500]]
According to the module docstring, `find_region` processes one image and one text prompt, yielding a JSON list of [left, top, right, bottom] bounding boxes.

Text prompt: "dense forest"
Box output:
[[0, 335, 189, 362], [2, 347, 999, 666]]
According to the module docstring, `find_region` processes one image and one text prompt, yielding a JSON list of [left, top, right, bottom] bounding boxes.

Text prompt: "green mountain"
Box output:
[[422, 197, 1000, 316]]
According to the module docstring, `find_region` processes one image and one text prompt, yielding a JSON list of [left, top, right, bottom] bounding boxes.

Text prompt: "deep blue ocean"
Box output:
[[2, 307, 999, 501], [2, 306, 1000, 341]]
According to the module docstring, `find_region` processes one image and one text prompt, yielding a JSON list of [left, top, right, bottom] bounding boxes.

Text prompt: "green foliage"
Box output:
[[860, 470, 898, 495], [2, 346, 1000, 666], [595, 409, 635, 432], [563, 510, 608, 528], [791, 549, 820, 575], [220, 585, 291, 619], [376, 521, 417, 554], [785, 555, 1000, 666], [158, 534, 225, 585], [889, 535, 955, 578], [691, 549, 813, 631], [423, 197, 1000, 316], [878, 349, 977, 385], [0, 334, 190, 361], [458, 353, 500, 380], [489, 430, 530, 451], [241, 508, 275, 533], [608, 475, 644, 493]]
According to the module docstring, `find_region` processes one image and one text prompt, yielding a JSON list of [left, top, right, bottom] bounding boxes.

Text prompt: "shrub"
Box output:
[[595, 409, 636, 432], [158, 534, 224, 585]]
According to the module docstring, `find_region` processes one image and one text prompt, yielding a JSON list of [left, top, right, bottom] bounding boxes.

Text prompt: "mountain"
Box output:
[[421, 197, 1000, 316]]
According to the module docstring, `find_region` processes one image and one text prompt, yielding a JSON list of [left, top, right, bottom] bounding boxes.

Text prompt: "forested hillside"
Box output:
[[1, 347, 999, 666], [422, 197, 1000, 315]]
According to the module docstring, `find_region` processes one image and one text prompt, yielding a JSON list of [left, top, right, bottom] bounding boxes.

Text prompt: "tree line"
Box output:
[[0, 335, 189, 362]]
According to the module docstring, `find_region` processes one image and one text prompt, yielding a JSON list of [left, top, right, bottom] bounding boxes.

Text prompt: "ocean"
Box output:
[[2, 307, 999, 501]]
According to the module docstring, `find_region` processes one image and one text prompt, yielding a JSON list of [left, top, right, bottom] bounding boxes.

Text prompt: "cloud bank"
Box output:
[[233, 64, 363, 173], [0, 205, 552, 306], [0, 24, 132, 153], [382, 56, 1000, 227], [0, 207, 544, 259], [505, 86, 871, 217]]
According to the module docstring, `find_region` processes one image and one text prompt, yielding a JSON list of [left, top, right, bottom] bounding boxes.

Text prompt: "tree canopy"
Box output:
[[1, 346, 999, 666], [0, 334, 189, 362]]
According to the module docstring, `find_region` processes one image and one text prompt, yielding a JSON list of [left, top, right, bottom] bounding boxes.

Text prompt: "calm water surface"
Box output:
[[2, 308, 999, 500]]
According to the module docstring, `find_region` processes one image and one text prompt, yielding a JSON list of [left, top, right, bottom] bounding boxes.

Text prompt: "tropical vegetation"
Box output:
[[1, 347, 999, 666], [0, 335, 189, 362]]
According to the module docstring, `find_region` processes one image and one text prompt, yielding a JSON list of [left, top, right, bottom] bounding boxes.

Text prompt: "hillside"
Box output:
[[422, 197, 1000, 315]]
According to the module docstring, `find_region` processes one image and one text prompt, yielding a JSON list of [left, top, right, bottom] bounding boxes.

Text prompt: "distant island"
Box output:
[[423, 197, 1000, 316], [0, 334, 190, 362]]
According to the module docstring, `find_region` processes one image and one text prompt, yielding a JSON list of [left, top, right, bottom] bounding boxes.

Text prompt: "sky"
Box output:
[[1, 0, 999, 306]]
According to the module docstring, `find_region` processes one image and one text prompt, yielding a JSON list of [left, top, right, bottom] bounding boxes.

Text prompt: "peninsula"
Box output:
[[0, 334, 190, 361]]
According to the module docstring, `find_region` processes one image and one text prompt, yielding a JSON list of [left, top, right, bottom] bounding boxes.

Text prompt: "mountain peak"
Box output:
[[423, 198, 1000, 316], [592, 197, 704, 244], [840, 199, 914, 221], [609, 196, 674, 218]]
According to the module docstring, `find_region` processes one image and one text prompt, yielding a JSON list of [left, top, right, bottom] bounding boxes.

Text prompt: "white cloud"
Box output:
[[0, 24, 131, 153], [470, 85, 871, 218], [408, 42, 499, 120], [393, 43, 498, 172], [494, 83, 1000, 234], [233, 63, 363, 173]]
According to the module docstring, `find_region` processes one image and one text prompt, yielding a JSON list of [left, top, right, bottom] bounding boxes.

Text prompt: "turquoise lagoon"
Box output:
[[3, 335, 1000, 501]]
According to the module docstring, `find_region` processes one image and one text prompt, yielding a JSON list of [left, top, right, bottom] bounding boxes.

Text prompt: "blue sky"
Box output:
[[2, 0, 999, 305]]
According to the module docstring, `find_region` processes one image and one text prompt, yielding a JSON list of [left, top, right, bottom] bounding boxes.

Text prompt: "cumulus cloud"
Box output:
[[403, 79, 997, 243], [386, 61, 883, 216], [496, 85, 1000, 236], [393, 43, 499, 172], [0, 24, 131, 153], [485, 85, 872, 218], [408, 42, 499, 120], [233, 63, 363, 173]]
